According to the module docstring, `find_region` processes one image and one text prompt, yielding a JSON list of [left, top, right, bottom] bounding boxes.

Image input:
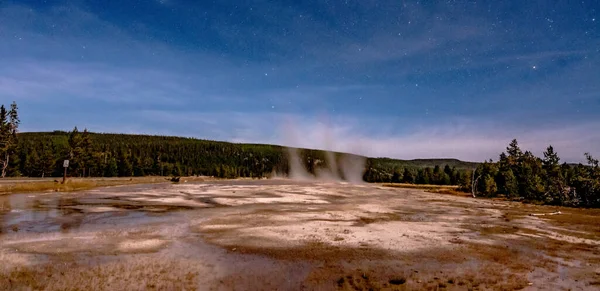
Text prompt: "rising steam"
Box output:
[[279, 115, 366, 183]]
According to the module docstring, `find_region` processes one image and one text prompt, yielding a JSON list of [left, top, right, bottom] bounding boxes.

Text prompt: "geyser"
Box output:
[[280, 116, 366, 183]]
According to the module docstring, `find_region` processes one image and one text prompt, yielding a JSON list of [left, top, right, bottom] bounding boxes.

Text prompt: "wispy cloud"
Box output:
[[118, 110, 600, 163], [0, 60, 191, 105], [3, 1, 599, 163]]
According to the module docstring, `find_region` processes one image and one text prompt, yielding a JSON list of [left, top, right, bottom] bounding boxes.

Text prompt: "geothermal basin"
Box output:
[[1, 180, 599, 290]]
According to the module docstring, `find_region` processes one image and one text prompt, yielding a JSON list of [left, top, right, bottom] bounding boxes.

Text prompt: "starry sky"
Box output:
[[1, 0, 598, 162]]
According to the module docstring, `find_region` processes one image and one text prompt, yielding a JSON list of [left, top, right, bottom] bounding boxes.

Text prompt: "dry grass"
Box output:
[[0, 257, 199, 290], [382, 183, 469, 197], [298, 242, 537, 290], [1, 180, 96, 194], [0, 176, 212, 195], [382, 183, 458, 190]]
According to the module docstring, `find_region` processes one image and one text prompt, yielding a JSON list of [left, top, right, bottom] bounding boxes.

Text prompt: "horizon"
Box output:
[[2, 1, 599, 163], [19, 129, 580, 165]]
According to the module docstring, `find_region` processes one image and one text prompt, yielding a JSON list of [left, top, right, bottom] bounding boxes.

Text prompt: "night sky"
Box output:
[[1, 0, 598, 162]]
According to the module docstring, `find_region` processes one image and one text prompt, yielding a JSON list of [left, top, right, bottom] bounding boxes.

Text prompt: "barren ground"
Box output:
[[1, 179, 599, 290]]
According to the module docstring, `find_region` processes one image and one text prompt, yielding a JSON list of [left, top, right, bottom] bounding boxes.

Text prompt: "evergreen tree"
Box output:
[[391, 168, 401, 183], [450, 167, 460, 185], [433, 165, 442, 185], [68, 127, 84, 176], [440, 173, 451, 185], [481, 174, 497, 196], [443, 165, 452, 177], [0, 102, 19, 177], [543, 145, 565, 204], [402, 168, 415, 183], [172, 163, 183, 177], [519, 163, 545, 201], [117, 149, 133, 177], [40, 140, 55, 178], [458, 170, 473, 192], [133, 156, 145, 176], [416, 169, 426, 184], [506, 139, 523, 163], [542, 145, 560, 168], [571, 153, 600, 207], [104, 157, 118, 177], [81, 129, 93, 177], [497, 169, 518, 197], [22, 147, 40, 176]]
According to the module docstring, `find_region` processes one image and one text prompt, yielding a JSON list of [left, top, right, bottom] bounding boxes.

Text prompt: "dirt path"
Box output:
[[1, 180, 598, 290]]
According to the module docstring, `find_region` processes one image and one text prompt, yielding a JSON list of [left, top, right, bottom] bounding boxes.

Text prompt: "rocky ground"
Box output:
[[1, 179, 599, 290]]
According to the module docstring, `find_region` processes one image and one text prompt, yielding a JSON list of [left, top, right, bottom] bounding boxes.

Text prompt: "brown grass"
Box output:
[[382, 183, 458, 190], [216, 240, 393, 262], [382, 183, 470, 197], [299, 243, 536, 290], [0, 257, 199, 290], [0, 176, 212, 195]]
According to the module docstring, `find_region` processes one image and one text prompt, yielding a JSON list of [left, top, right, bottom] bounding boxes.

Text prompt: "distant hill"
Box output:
[[13, 131, 477, 183], [370, 157, 478, 170]]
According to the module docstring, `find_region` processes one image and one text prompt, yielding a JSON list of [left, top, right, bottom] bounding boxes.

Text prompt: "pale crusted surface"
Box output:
[[0, 180, 599, 290]]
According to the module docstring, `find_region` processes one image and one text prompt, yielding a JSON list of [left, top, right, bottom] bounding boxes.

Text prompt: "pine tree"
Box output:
[[441, 173, 451, 185], [0, 102, 19, 177], [498, 169, 518, 197], [68, 127, 84, 176], [81, 129, 93, 177], [543, 145, 560, 168], [117, 148, 133, 177], [433, 165, 442, 185], [416, 169, 425, 184], [443, 164, 452, 177], [391, 168, 401, 183], [40, 140, 55, 178], [172, 163, 183, 177], [571, 153, 600, 207], [481, 174, 497, 196], [506, 139, 523, 162], [133, 156, 145, 176], [458, 170, 473, 192], [23, 148, 41, 176], [543, 145, 565, 204], [104, 157, 118, 177], [402, 168, 415, 183]]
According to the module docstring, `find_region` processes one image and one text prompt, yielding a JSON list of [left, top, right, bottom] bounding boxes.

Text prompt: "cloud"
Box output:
[[116, 110, 600, 163], [3, 1, 599, 164], [0, 60, 190, 104]]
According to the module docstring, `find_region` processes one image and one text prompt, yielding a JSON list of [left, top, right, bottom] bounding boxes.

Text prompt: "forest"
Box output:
[[1, 103, 471, 185], [462, 139, 600, 208], [9, 129, 471, 186], [2, 102, 598, 207]]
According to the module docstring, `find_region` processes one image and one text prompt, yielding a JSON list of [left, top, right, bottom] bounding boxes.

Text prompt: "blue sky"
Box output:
[[0, 0, 598, 162]]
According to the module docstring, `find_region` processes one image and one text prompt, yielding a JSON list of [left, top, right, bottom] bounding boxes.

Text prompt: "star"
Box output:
[[532, 65, 537, 70]]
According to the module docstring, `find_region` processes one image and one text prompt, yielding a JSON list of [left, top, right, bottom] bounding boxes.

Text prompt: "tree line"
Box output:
[[459, 139, 600, 208], [1, 102, 473, 183], [5, 101, 598, 207], [363, 160, 471, 186], [13, 129, 471, 184]]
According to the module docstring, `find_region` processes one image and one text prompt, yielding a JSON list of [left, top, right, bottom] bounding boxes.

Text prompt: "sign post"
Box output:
[[62, 160, 69, 184]]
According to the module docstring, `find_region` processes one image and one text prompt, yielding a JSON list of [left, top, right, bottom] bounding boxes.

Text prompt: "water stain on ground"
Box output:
[[1, 180, 599, 290]]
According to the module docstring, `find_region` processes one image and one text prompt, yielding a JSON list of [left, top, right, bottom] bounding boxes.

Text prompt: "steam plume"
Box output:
[[280, 115, 366, 183]]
